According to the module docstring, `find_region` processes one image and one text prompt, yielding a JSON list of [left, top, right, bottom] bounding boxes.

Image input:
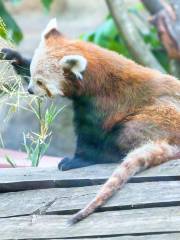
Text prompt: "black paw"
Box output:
[[58, 157, 94, 171], [58, 157, 73, 171], [1, 48, 22, 64], [1, 48, 30, 80]]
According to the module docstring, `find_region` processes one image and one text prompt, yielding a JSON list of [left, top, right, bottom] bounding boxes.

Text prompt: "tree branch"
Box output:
[[150, 0, 180, 60], [141, 0, 163, 14], [106, 0, 166, 73], [142, 0, 180, 78]]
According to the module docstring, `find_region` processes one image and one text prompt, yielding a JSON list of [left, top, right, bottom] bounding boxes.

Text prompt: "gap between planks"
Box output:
[[0, 206, 180, 239], [0, 159, 180, 192], [24, 233, 180, 240], [4, 233, 180, 240], [1, 181, 180, 218]]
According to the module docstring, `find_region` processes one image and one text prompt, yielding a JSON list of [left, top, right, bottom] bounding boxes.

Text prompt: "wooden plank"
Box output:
[[0, 159, 180, 192], [65, 234, 180, 240], [0, 206, 180, 239], [1, 181, 180, 218]]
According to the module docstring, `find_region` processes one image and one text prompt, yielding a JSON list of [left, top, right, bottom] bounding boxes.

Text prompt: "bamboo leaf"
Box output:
[[0, 0, 23, 44]]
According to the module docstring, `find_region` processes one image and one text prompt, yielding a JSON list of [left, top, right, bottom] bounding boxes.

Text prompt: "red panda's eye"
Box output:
[[37, 80, 43, 86]]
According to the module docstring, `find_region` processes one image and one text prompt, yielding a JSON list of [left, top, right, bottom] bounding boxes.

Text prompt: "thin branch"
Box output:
[[106, 0, 166, 73]]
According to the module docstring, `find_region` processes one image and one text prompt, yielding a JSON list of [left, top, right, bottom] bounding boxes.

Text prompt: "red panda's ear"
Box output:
[[41, 18, 62, 40], [59, 55, 87, 81]]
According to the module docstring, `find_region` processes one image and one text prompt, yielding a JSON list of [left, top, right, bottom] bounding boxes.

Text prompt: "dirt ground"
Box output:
[[0, 0, 108, 158]]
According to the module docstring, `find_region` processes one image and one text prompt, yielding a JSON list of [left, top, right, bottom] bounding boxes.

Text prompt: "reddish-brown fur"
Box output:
[[43, 31, 180, 223]]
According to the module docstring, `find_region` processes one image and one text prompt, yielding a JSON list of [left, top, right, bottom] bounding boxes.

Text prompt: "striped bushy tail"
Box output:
[[69, 141, 179, 224]]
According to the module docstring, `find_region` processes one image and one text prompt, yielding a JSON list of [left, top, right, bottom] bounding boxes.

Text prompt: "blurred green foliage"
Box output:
[[41, 0, 54, 11], [140, 25, 169, 72], [0, 0, 23, 44], [0, 0, 54, 44], [80, 18, 131, 58], [81, 15, 169, 72], [0, 1, 170, 70]]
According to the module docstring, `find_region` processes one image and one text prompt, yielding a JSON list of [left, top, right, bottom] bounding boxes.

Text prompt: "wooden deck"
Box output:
[[0, 160, 180, 239]]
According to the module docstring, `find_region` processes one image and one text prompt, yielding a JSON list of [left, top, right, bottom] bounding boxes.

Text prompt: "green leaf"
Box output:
[[100, 18, 118, 39], [41, 0, 54, 11], [0, 17, 7, 39], [80, 17, 131, 58], [0, 0, 23, 44], [133, 2, 144, 11], [142, 26, 161, 49], [153, 49, 170, 72], [40, 141, 50, 158], [94, 18, 118, 45], [80, 31, 95, 42], [44, 104, 66, 126], [31, 143, 40, 167], [5, 155, 16, 168]]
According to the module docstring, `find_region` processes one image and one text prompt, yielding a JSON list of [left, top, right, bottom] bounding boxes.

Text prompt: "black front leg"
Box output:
[[1, 48, 31, 82], [58, 133, 97, 171], [58, 157, 94, 171], [58, 132, 103, 171]]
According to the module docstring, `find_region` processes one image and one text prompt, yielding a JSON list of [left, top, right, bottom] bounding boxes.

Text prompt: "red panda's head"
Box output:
[[29, 18, 146, 100], [28, 18, 88, 98]]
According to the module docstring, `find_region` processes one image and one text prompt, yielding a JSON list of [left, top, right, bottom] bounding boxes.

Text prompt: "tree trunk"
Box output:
[[106, 0, 165, 73]]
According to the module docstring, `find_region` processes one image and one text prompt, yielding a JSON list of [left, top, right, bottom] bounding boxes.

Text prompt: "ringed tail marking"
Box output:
[[69, 141, 179, 224]]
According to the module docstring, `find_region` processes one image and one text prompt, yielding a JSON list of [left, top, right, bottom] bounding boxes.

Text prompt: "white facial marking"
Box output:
[[41, 18, 58, 39], [47, 81, 63, 96], [30, 42, 45, 76], [29, 42, 65, 97], [59, 55, 87, 80]]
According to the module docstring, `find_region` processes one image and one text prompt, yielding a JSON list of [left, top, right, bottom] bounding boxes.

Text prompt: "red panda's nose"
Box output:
[[28, 87, 34, 95]]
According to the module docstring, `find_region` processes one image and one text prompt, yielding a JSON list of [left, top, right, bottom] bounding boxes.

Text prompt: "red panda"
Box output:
[[2, 18, 180, 224]]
